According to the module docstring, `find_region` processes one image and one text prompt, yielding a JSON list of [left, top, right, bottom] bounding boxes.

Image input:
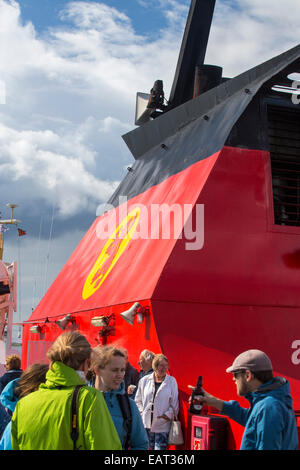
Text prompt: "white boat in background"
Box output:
[[0, 204, 20, 375]]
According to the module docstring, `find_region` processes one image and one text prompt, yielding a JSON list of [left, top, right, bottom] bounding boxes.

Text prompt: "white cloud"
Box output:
[[207, 0, 300, 76], [0, 0, 189, 220], [51, 1, 182, 96], [0, 121, 121, 216], [59, 1, 137, 40]]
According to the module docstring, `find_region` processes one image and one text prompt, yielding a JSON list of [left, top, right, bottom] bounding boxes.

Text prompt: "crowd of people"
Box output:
[[0, 332, 179, 450], [0, 333, 298, 450]]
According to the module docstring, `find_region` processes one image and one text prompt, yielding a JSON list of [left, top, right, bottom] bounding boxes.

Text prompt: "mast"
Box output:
[[168, 0, 217, 109], [0, 203, 20, 260]]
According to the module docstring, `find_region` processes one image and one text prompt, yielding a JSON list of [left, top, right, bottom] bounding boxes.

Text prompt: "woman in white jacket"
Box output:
[[135, 354, 179, 450]]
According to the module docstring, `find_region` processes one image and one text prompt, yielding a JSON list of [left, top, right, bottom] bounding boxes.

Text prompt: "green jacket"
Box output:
[[11, 361, 122, 450]]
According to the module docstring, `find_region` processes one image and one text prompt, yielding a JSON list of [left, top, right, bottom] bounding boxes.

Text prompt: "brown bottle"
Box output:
[[189, 376, 204, 414]]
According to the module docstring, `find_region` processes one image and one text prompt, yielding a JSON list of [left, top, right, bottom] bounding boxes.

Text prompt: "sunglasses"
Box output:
[[233, 370, 246, 379]]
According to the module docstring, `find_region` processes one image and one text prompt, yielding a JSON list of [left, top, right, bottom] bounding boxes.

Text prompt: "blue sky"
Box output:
[[19, 0, 175, 37], [0, 0, 299, 333], [20, 0, 69, 31]]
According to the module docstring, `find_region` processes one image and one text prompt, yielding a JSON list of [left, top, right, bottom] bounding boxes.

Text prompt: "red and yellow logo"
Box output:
[[82, 207, 141, 300]]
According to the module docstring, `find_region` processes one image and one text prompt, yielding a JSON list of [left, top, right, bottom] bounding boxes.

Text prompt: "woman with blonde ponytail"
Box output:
[[11, 332, 121, 450]]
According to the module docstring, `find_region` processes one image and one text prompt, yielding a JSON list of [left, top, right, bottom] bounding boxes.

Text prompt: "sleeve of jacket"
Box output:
[[164, 376, 179, 420], [221, 400, 250, 427], [0, 403, 10, 439], [0, 421, 12, 450], [83, 390, 122, 450], [0, 378, 5, 395], [10, 405, 19, 450], [129, 399, 149, 450], [134, 379, 144, 414]]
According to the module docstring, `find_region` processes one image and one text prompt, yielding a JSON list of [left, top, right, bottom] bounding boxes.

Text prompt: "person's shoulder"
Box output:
[[128, 395, 139, 409], [253, 395, 284, 416], [128, 396, 145, 421], [79, 386, 110, 412], [81, 385, 101, 396], [166, 374, 177, 384], [128, 364, 139, 378], [76, 385, 103, 403], [139, 372, 153, 384]]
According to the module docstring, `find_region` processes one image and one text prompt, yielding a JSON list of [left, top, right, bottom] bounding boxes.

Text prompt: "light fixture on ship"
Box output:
[[56, 314, 75, 330], [120, 302, 149, 325], [29, 324, 44, 334], [91, 314, 115, 345]]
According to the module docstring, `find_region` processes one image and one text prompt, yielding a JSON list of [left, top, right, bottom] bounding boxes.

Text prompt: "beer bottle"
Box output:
[[189, 376, 204, 414]]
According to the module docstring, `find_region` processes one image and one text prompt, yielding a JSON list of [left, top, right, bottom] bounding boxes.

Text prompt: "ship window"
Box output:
[[27, 340, 52, 367], [268, 105, 300, 226]]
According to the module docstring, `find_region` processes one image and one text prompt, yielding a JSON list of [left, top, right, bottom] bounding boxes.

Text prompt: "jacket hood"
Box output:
[[40, 361, 85, 389], [0, 378, 20, 412], [247, 377, 294, 410], [103, 381, 126, 396]]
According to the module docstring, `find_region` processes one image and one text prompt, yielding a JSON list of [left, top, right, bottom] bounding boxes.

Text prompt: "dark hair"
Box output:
[[15, 363, 49, 399], [251, 370, 273, 383]]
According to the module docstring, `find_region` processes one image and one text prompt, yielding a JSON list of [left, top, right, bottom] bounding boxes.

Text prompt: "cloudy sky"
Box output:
[[1, 0, 299, 334]]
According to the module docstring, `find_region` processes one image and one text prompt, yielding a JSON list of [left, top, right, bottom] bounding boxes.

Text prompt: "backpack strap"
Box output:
[[116, 394, 132, 450], [71, 385, 84, 450]]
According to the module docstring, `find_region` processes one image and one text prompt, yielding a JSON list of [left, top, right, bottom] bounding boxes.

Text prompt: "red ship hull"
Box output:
[[22, 144, 300, 449]]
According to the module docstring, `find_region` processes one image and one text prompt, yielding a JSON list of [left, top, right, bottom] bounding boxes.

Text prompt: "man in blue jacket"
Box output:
[[198, 349, 298, 450]]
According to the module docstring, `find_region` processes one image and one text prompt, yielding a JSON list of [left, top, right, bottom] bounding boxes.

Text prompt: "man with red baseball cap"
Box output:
[[198, 349, 298, 450]]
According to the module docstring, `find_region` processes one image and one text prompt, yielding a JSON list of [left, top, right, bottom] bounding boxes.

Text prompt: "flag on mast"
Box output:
[[17, 228, 26, 237]]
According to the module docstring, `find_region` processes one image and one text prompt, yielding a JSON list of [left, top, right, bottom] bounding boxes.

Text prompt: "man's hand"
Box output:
[[188, 388, 224, 412], [127, 385, 136, 395]]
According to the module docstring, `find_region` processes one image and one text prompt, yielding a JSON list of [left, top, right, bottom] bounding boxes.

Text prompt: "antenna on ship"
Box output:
[[0, 203, 21, 260]]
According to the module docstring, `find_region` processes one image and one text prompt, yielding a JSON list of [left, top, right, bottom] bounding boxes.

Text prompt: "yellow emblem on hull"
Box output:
[[82, 207, 140, 299]]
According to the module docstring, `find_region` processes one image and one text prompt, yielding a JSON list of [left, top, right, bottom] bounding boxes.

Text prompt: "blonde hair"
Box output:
[[15, 363, 49, 399], [47, 331, 91, 370], [6, 354, 21, 370], [92, 345, 126, 370], [152, 353, 169, 371]]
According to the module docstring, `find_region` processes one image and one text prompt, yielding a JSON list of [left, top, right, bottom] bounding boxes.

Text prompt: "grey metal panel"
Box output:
[[122, 44, 300, 160], [109, 82, 255, 206]]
